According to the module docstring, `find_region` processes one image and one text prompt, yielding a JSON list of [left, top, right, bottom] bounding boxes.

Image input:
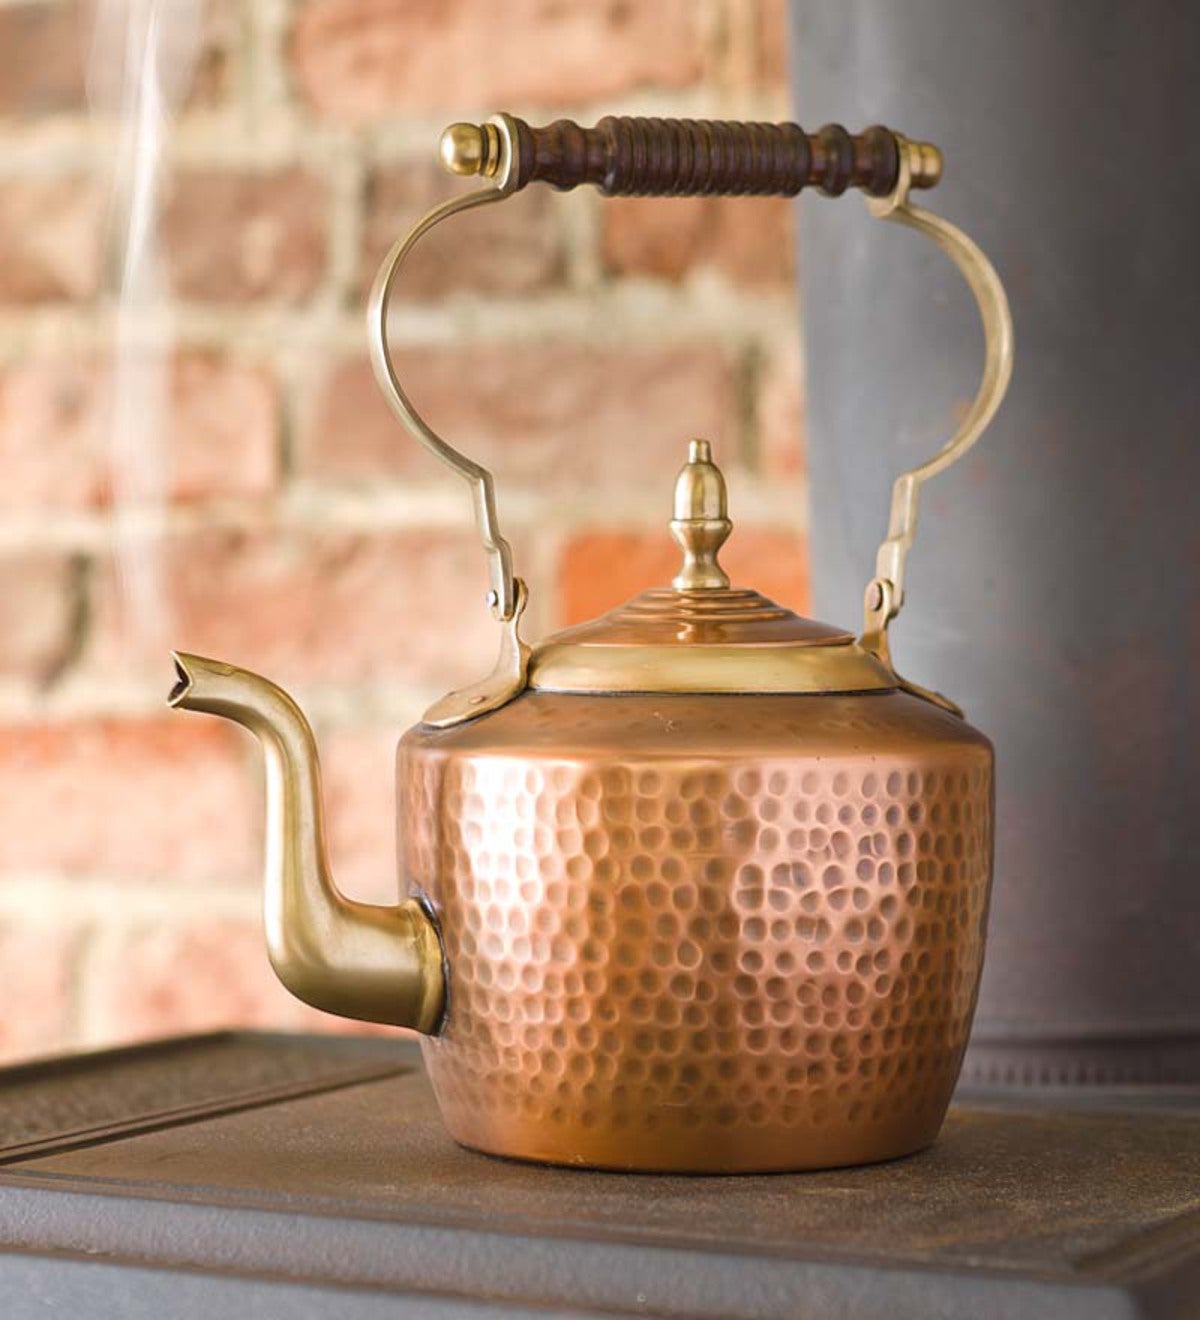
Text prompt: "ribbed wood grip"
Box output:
[[506, 116, 934, 198]]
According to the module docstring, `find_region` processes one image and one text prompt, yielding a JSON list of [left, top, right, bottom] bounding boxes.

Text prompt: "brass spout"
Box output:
[[168, 653, 444, 1034]]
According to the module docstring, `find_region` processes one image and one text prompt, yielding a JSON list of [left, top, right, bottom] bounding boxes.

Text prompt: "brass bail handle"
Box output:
[[858, 140, 1014, 667], [368, 113, 1010, 655], [367, 116, 523, 624]]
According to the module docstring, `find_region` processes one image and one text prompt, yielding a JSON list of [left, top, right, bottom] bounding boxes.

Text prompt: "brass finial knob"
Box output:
[[907, 140, 944, 189], [439, 122, 501, 178], [670, 439, 732, 591]]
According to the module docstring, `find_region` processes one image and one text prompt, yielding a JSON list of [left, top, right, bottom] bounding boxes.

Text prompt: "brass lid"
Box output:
[[527, 441, 898, 697]]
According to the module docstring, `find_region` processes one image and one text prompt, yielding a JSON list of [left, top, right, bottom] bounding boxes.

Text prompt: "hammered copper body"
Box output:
[[400, 690, 993, 1172]]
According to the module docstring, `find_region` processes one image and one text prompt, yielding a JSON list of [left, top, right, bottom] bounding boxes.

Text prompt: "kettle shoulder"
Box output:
[[398, 688, 992, 764]]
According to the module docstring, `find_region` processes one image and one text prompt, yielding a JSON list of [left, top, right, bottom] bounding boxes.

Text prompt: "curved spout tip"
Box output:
[[167, 651, 264, 720], [167, 651, 195, 708]]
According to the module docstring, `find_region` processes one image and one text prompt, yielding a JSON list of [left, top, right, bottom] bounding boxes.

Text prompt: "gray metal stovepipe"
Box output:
[[790, 0, 1200, 1085]]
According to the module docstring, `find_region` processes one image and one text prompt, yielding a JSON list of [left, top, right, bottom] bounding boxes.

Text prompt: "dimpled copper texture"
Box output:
[[398, 689, 993, 1172]]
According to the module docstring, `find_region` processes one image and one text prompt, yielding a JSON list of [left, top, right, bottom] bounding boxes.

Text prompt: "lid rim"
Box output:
[[528, 637, 898, 697]]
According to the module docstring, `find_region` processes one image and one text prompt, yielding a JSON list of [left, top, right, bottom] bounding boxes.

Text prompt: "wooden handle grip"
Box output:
[[506, 116, 936, 198]]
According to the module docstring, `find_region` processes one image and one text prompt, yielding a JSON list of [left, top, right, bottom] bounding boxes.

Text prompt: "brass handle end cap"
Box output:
[[440, 122, 504, 179]]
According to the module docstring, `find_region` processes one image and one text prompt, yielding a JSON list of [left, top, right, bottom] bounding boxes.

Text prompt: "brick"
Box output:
[[759, 338, 806, 477], [0, 0, 235, 121], [161, 169, 327, 303], [186, 0, 238, 109], [0, 356, 98, 508], [0, 2, 86, 118], [359, 162, 564, 300], [86, 918, 330, 1042], [757, 0, 791, 86], [0, 352, 280, 511], [725, 528, 810, 611], [558, 526, 810, 625], [0, 175, 105, 303], [602, 195, 795, 287], [722, 0, 790, 91], [323, 726, 404, 906], [0, 551, 79, 684], [298, 344, 737, 493], [159, 353, 280, 499], [289, 0, 703, 124], [0, 917, 81, 1062], [0, 718, 258, 883], [90, 526, 501, 690]]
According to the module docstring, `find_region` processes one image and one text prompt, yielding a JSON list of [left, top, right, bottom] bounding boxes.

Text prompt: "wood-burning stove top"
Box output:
[[0, 1031, 1197, 1318]]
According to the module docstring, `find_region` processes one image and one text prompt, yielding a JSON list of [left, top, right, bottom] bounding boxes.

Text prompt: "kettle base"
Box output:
[[441, 1110, 947, 1175]]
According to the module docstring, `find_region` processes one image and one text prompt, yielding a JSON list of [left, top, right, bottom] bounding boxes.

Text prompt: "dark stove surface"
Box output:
[[1, 1031, 1197, 1319]]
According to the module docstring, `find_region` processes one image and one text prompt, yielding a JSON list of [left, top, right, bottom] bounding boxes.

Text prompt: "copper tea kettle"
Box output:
[[169, 114, 1012, 1172]]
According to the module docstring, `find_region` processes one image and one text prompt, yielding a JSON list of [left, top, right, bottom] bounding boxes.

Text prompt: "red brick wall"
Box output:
[[0, 0, 806, 1060]]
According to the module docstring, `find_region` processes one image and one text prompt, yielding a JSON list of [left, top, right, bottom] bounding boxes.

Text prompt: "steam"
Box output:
[[87, 1, 206, 671]]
